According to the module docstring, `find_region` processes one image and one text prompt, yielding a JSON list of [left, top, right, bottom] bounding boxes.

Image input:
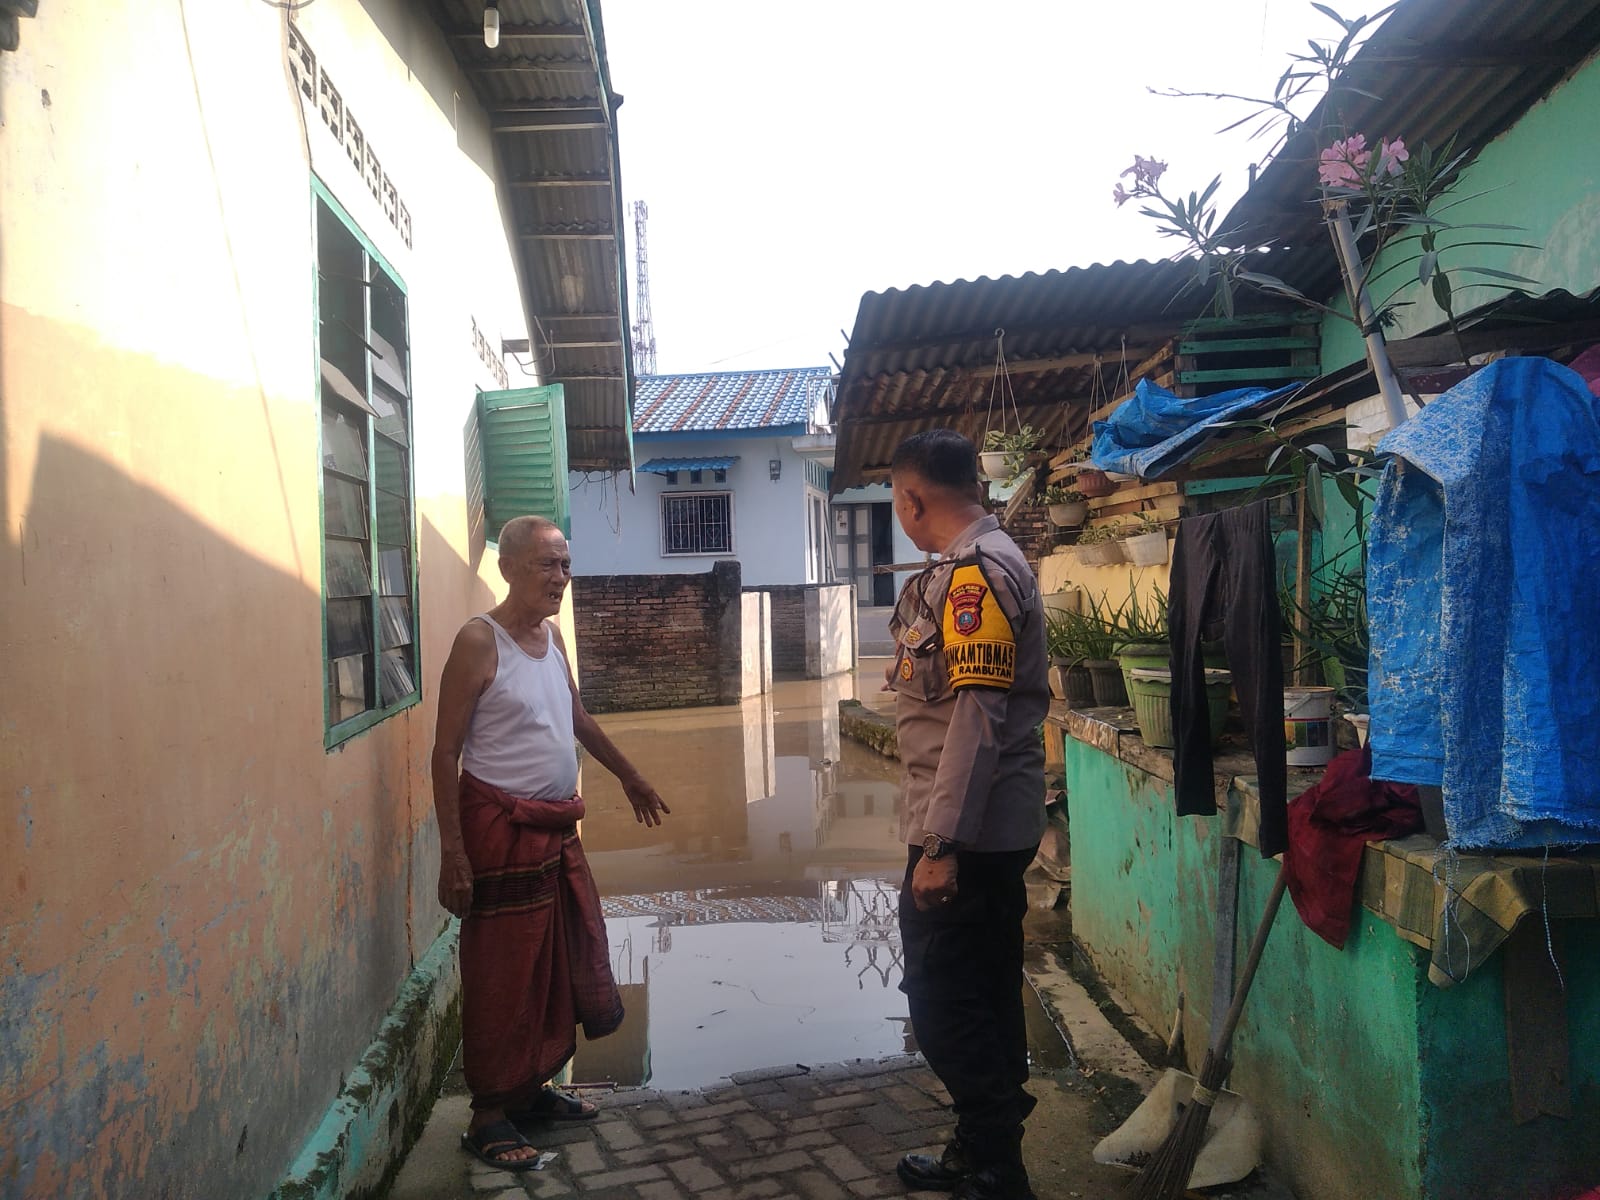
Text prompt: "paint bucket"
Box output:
[[1283, 686, 1336, 766]]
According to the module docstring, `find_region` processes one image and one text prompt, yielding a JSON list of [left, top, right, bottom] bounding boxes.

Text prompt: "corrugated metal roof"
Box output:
[[429, 0, 634, 471], [831, 260, 1285, 489], [637, 456, 741, 473], [1221, 0, 1600, 301], [634, 367, 834, 434]]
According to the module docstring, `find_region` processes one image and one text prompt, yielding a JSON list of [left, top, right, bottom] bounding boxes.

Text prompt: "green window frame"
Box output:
[[314, 178, 421, 747], [477, 384, 570, 542]]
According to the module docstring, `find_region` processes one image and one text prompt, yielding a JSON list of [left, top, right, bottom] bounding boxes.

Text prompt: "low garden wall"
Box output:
[[1059, 708, 1600, 1200], [572, 563, 748, 713]]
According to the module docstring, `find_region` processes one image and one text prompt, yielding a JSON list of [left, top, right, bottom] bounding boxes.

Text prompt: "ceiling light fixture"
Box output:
[[483, 1, 500, 49]]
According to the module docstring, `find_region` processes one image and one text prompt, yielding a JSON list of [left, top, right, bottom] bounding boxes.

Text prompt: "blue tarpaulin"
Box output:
[[1368, 357, 1600, 849], [1090, 379, 1302, 480]]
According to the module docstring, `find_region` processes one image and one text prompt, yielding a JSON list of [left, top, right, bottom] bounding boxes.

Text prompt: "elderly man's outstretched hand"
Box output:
[[439, 850, 474, 918], [622, 775, 671, 827]]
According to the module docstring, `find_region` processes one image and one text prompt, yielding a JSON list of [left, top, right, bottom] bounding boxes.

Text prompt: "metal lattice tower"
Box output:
[[631, 200, 658, 377]]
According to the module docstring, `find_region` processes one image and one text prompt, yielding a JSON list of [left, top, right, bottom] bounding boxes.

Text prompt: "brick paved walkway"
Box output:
[[387, 1054, 1135, 1200]]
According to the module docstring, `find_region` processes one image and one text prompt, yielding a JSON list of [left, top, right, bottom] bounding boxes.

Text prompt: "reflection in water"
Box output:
[[573, 671, 914, 1089]]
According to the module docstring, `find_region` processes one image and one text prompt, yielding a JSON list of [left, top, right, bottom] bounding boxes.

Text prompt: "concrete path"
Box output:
[[386, 1054, 1141, 1200]]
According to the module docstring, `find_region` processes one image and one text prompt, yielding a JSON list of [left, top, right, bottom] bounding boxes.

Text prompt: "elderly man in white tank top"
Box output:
[[432, 515, 669, 1172]]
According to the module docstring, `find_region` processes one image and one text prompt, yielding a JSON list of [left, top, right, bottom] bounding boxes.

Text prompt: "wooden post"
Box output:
[[1295, 480, 1315, 686]]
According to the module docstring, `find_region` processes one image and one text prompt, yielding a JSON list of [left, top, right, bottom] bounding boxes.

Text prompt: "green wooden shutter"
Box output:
[[478, 384, 570, 539]]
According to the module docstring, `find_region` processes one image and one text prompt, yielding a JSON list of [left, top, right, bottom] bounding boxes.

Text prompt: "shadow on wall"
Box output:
[[0, 421, 488, 1198]]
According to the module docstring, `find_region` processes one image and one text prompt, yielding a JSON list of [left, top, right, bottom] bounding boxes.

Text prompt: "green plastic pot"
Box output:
[[1126, 667, 1231, 750]]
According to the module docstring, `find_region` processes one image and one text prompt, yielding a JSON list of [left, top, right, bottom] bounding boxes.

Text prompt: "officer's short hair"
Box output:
[[890, 430, 978, 491]]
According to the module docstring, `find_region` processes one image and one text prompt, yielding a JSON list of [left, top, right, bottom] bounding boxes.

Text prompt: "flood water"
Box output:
[[573, 670, 911, 1089], [571, 668, 1070, 1091]]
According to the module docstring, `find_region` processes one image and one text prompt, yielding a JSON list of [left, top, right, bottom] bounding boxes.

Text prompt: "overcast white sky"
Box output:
[[601, 1, 1366, 374]]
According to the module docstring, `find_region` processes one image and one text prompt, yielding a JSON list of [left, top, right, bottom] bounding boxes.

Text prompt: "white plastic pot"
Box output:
[[979, 451, 1011, 480], [1075, 540, 1125, 566], [1121, 530, 1168, 566], [1048, 501, 1089, 526]]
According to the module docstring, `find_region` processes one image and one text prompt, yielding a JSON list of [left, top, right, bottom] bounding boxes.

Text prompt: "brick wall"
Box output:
[[572, 562, 744, 713], [994, 500, 1056, 575], [762, 585, 812, 674], [752, 583, 857, 677]]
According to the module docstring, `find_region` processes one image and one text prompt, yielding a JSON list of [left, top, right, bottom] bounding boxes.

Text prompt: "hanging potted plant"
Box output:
[[1073, 521, 1126, 566], [981, 426, 1040, 482], [1076, 466, 1119, 498], [1038, 483, 1089, 527], [1116, 512, 1169, 566]]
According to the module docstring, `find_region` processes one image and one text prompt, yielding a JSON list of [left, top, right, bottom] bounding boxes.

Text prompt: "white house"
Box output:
[[569, 366, 837, 586]]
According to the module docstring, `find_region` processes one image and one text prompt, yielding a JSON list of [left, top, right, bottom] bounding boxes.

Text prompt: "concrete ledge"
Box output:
[[838, 699, 898, 759], [271, 923, 462, 1200]]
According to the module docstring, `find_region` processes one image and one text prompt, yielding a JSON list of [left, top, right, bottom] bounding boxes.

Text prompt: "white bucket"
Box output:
[[1283, 686, 1336, 766]]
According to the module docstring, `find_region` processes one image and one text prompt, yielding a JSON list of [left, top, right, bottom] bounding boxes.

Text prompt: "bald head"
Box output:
[[498, 515, 561, 560]]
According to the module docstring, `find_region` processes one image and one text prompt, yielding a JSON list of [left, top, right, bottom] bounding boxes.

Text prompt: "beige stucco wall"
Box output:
[[0, 2, 567, 1195]]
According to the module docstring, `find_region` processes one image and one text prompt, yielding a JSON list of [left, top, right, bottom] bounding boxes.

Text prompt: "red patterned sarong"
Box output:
[[458, 772, 623, 1110]]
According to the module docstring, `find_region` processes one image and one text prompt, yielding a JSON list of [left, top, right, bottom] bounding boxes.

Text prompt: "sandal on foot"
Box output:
[[460, 1119, 542, 1171], [511, 1085, 599, 1123]]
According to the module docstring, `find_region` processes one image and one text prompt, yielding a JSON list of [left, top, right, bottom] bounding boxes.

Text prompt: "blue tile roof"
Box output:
[[634, 366, 834, 434], [638, 456, 740, 474]]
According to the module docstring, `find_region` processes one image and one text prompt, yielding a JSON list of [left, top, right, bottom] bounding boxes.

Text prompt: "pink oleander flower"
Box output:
[[1113, 182, 1132, 207], [1318, 134, 1371, 188], [1376, 137, 1409, 176], [1120, 154, 1168, 191]]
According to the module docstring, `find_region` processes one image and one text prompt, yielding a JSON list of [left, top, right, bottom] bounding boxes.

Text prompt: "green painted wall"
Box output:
[[1415, 926, 1600, 1200], [1066, 737, 1600, 1199], [1064, 738, 1425, 1200], [1322, 52, 1600, 370]]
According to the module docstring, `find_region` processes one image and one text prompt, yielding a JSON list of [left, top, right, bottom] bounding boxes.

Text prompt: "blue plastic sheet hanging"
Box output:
[[1368, 357, 1600, 849], [1090, 378, 1303, 480]]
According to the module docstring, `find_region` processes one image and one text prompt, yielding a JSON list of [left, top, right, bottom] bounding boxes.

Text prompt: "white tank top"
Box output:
[[461, 615, 580, 801]]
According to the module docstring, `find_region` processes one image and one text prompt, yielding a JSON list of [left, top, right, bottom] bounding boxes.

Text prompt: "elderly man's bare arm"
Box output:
[[550, 625, 670, 827], [430, 620, 497, 916]]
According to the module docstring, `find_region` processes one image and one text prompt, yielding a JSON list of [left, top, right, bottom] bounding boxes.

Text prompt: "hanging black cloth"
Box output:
[[1168, 500, 1288, 856]]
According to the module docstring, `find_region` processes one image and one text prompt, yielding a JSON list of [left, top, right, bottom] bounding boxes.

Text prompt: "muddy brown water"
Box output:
[[572, 670, 1070, 1090]]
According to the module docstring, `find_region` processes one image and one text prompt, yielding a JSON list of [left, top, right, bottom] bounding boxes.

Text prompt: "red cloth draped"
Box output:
[[1284, 747, 1422, 949], [458, 772, 623, 1110]]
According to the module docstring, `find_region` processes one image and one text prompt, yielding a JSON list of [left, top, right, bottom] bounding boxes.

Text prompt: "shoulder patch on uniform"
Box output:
[[942, 563, 1015, 689]]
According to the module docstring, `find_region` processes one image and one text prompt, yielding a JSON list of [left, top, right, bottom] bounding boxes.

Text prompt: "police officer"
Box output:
[[886, 430, 1048, 1200]]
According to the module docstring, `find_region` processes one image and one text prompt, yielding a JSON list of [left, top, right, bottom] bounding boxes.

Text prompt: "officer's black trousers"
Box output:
[[898, 844, 1040, 1172]]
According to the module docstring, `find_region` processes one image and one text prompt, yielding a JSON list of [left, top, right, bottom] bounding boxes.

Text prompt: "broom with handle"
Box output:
[[1128, 863, 1290, 1200]]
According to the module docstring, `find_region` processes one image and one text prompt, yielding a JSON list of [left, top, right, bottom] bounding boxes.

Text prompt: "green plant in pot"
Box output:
[[1038, 482, 1089, 527], [1111, 581, 1232, 749], [980, 425, 1040, 481], [1044, 610, 1098, 705], [1060, 589, 1132, 706], [1073, 520, 1126, 566]]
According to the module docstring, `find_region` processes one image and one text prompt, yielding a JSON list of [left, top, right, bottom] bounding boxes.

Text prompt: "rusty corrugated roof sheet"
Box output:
[[832, 260, 1261, 490], [1220, 0, 1600, 301], [429, 0, 634, 471]]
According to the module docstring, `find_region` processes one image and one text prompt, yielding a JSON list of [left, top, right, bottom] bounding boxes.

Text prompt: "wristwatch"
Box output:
[[921, 833, 956, 860]]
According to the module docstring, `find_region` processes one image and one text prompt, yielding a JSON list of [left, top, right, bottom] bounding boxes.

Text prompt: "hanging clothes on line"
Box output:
[[1168, 500, 1289, 856]]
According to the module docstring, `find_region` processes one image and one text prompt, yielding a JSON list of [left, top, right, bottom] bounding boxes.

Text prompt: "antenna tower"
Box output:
[[631, 200, 658, 376]]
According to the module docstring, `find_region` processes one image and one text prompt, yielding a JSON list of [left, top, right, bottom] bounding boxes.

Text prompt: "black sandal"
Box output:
[[460, 1119, 542, 1171], [510, 1085, 599, 1123]]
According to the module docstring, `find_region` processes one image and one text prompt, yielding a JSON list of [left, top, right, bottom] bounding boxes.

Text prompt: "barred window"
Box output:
[[661, 492, 733, 556]]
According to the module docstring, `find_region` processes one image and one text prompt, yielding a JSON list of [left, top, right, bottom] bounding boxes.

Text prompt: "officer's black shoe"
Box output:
[[895, 1141, 969, 1191], [950, 1165, 1035, 1200]]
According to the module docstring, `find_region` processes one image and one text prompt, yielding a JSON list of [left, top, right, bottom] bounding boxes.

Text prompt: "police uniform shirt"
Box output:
[[888, 514, 1049, 854]]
